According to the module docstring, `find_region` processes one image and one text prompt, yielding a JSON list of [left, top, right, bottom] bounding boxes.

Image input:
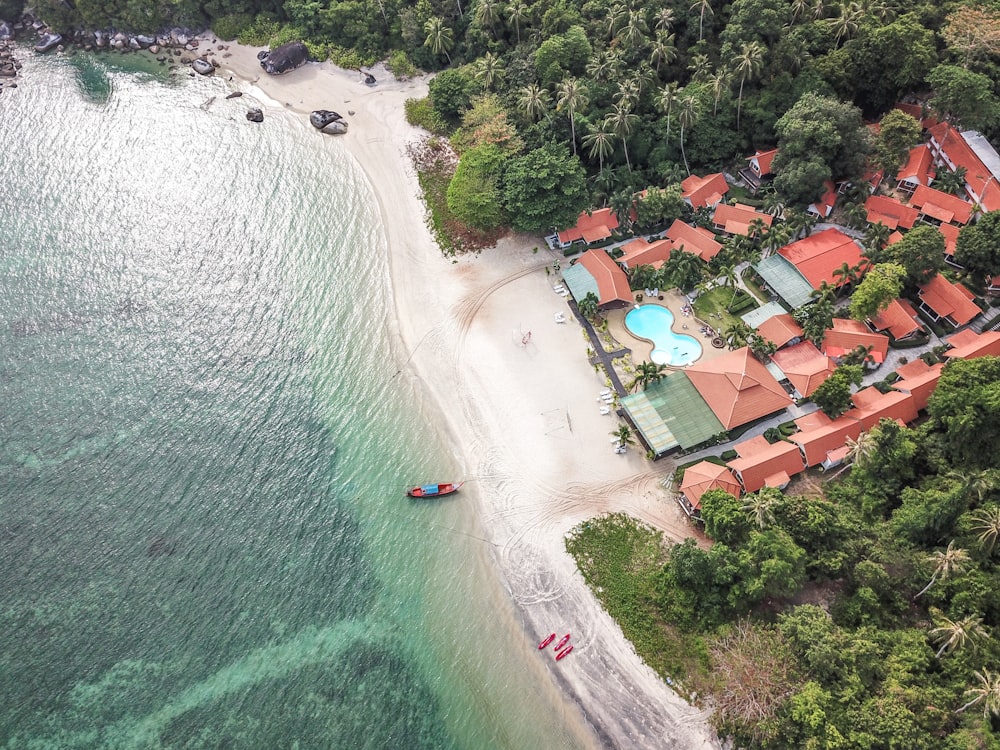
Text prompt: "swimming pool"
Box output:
[[625, 305, 703, 366]]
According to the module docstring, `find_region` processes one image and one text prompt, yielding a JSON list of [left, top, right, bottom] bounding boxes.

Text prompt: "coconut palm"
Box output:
[[723, 320, 753, 349], [605, 2, 627, 38], [587, 49, 623, 83], [812, 0, 826, 20], [709, 67, 731, 116], [578, 291, 599, 319], [616, 9, 648, 49], [687, 52, 712, 82], [915, 541, 970, 598], [649, 33, 678, 76], [654, 7, 676, 33], [734, 41, 765, 131], [629, 361, 667, 391], [582, 123, 615, 176], [690, 0, 714, 42], [475, 0, 500, 35], [423, 18, 454, 64], [742, 490, 778, 529], [957, 669, 1000, 717], [934, 166, 968, 196], [930, 613, 988, 658], [475, 51, 504, 90], [605, 104, 639, 173], [677, 92, 702, 176], [844, 430, 875, 468], [789, 0, 811, 23], [612, 424, 637, 450], [656, 82, 680, 147], [518, 83, 550, 122], [971, 506, 1000, 556], [556, 77, 588, 156], [864, 221, 891, 255], [830, 1, 862, 43], [948, 469, 996, 506], [507, 0, 527, 42], [614, 78, 640, 110]]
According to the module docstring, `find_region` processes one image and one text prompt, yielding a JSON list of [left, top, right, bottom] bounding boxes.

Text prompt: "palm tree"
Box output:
[[690, 0, 714, 42], [971, 506, 1000, 556], [948, 469, 996, 506], [629, 361, 667, 391], [812, 0, 826, 20], [742, 490, 778, 529], [656, 82, 680, 147], [612, 424, 637, 449], [678, 92, 702, 175], [709, 67, 731, 116], [605, 104, 639, 173], [423, 18, 454, 65], [475, 51, 504, 90], [723, 320, 753, 349], [609, 190, 634, 233], [830, 1, 862, 44], [734, 41, 765, 131], [650, 35, 677, 76], [762, 189, 786, 219], [578, 291, 599, 319], [518, 83, 550, 122], [605, 2, 627, 39], [614, 78, 640, 110], [654, 7, 676, 33], [581, 123, 614, 175], [556, 77, 588, 156], [915, 541, 970, 598], [930, 613, 988, 658], [507, 0, 527, 42], [790, 0, 811, 23], [587, 49, 622, 83], [687, 53, 712, 82], [616, 9, 648, 50], [864, 221, 891, 255], [957, 669, 1000, 717], [934, 166, 968, 196], [475, 0, 500, 36], [844, 431, 875, 468]]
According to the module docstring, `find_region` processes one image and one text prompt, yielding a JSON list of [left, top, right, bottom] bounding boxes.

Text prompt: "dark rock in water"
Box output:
[[34, 32, 62, 53], [225, 91, 242, 99], [191, 58, 213, 76], [136, 34, 155, 48], [364, 73, 376, 85], [246, 107, 263, 123], [0, 22, 12, 40], [309, 110, 342, 129], [321, 120, 348, 135], [259, 41, 308, 75]]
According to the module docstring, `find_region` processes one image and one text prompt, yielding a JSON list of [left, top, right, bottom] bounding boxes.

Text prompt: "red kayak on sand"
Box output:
[[553, 633, 570, 651], [556, 645, 574, 661], [538, 633, 556, 649]]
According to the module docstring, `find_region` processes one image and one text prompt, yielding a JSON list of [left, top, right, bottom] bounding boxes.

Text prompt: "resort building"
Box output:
[[711, 203, 773, 236], [945, 329, 1000, 360], [927, 122, 1000, 214], [727, 436, 806, 493], [940, 223, 961, 265], [756, 313, 804, 349], [843, 388, 918, 431], [789, 412, 863, 468], [821, 319, 890, 364], [678, 461, 742, 517], [770, 342, 836, 397], [917, 274, 981, 328], [664, 219, 723, 262], [618, 237, 674, 270], [739, 148, 778, 194], [680, 173, 729, 210], [753, 228, 865, 309], [555, 207, 620, 249], [893, 359, 944, 412], [562, 249, 634, 310], [896, 144, 935, 195], [864, 194, 919, 230], [869, 298, 924, 342], [909, 184, 974, 227], [807, 181, 838, 218]]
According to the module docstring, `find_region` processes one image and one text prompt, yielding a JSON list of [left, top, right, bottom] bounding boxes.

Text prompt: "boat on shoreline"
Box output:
[[556, 645, 573, 661], [406, 481, 464, 498], [553, 633, 570, 651], [538, 633, 556, 649]]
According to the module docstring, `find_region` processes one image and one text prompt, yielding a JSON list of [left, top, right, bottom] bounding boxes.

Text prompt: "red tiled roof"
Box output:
[[790, 416, 862, 467], [794, 411, 832, 431], [756, 313, 804, 349], [747, 148, 779, 176], [822, 319, 890, 363], [918, 274, 980, 326], [619, 238, 674, 270], [771, 341, 836, 396], [680, 460, 742, 510], [844, 389, 918, 431], [929, 122, 1000, 213], [681, 173, 729, 209], [557, 207, 620, 245], [685, 347, 793, 429], [727, 440, 805, 493], [887, 230, 904, 245], [870, 298, 923, 340], [664, 219, 723, 261], [808, 180, 838, 217], [939, 223, 960, 257], [945, 329, 1000, 360], [894, 102, 937, 130], [577, 249, 634, 308], [712, 203, 774, 235], [734, 434, 772, 458], [778, 228, 865, 290], [911, 184, 974, 225], [896, 145, 934, 188], [893, 359, 944, 412], [864, 195, 920, 230]]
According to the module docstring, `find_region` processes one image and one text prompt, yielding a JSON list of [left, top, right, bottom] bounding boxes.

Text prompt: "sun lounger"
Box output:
[[599, 406, 611, 415], [599, 388, 611, 396]]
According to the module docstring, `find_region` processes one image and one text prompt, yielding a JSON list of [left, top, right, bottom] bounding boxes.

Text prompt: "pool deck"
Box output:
[[605, 290, 730, 371]]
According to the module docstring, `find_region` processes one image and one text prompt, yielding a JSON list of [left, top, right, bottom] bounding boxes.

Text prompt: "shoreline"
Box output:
[[213, 42, 720, 749]]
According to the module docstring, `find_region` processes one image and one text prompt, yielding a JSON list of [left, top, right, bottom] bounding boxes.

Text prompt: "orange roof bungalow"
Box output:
[[844, 388, 919, 431], [940, 223, 960, 263], [894, 102, 937, 131], [896, 145, 935, 195], [893, 358, 944, 412], [790, 415, 863, 467], [679, 461, 742, 517], [917, 274, 981, 328], [681, 172, 729, 209], [770, 341, 836, 398], [869, 298, 924, 341], [618, 237, 674, 270], [727, 439, 806, 493], [822, 319, 890, 364], [807, 180, 838, 218], [910, 184, 974, 226], [928, 122, 1000, 214], [777, 228, 866, 289], [711, 203, 774, 236], [664, 219, 723, 262], [864, 195, 919, 230], [555, 207, 620, 248], [685, 347, 793, 429], [563, 249, 634, 310], [739, 148, 779, 194], [945, 329, 1000, 360], [757, 313, 804, 349]]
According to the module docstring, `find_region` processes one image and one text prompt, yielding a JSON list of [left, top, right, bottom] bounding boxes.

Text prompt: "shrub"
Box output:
[[212, 13, 251, 41], [327, 45, 369, 70], [721, 449, 738, 461], [238, 15, 281, 46], [404, 97, 448, 135], [387, 50, 417, 80]]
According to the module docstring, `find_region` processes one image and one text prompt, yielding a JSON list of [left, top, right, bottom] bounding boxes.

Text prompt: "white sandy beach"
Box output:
[[211, 41, 720, 749]]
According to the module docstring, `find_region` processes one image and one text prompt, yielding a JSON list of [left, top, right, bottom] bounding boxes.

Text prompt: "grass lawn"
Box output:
[[692, 286, 750, 332]]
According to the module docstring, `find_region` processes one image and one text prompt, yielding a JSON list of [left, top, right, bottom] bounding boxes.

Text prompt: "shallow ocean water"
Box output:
[[0, 51, 587, 749]]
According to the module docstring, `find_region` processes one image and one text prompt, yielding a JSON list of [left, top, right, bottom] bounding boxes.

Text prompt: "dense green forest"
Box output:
[[568, 355, 1000, 748]]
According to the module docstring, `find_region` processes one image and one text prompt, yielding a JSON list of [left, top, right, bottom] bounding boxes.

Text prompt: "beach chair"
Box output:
[[599, 406, 611, 415]]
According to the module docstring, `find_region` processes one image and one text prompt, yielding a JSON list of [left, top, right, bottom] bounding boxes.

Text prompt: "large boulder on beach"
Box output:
[[136, 34, 155, 48], [246, 107, 263, 123], [309, 110, 342, 129], [321, 120, 348, 135], [34, 33, 62, 53], [192, 58, 214, 76], [259, 41, 308, 75]]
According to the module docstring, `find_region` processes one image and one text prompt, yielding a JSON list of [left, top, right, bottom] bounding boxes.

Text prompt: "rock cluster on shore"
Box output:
[[0, 39, 20, 92]]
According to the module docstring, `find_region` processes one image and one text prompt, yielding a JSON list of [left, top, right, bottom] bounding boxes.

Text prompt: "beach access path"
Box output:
[[214, 43, 720, 750]]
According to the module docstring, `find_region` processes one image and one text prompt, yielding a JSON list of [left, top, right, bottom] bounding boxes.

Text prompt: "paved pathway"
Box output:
[[567, 298, 630, 397]]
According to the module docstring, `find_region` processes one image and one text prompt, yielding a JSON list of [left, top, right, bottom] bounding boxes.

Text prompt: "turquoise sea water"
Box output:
[[0, 52, 589, 749]]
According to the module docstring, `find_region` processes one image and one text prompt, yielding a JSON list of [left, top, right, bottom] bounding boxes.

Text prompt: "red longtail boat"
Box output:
[[538, 633, 556, 649], [406, 481, 464, 498], [556, 645, 574, 661]]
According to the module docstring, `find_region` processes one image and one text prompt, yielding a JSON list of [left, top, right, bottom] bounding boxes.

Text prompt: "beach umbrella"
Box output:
[[679, 460, 741, 509]]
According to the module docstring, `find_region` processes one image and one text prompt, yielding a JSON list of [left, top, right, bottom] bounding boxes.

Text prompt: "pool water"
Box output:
[[625, 305, 703, 366]]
